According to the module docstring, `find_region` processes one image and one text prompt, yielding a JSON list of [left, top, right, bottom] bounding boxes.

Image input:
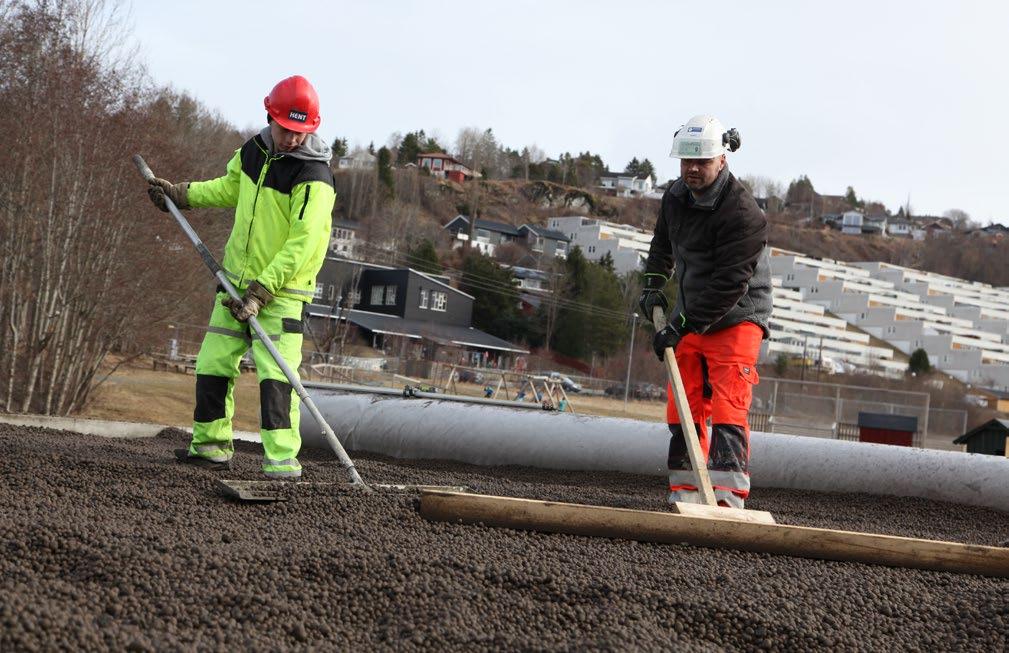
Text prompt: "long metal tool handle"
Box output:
[[652, 306, 717, 506], [133, 155, 369, 489]]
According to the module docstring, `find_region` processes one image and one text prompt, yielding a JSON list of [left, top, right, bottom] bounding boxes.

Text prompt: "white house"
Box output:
[[598, 172, 653, 197], [547, 216, 652, 275], [337, 150, 377, 170], [887, 219, 914, 237], [330, 220, 358, 258], [841, 211, 864, 235]]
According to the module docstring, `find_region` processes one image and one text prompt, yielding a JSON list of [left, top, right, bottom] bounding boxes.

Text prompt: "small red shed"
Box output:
[[857, 412, 918, 447]]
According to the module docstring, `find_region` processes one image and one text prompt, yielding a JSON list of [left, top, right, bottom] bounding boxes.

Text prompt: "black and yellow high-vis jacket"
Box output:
[[187, 128, 335, 302]]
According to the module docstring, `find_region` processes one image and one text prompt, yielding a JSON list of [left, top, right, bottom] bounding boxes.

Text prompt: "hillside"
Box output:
[[334, 168, 1008, 287]]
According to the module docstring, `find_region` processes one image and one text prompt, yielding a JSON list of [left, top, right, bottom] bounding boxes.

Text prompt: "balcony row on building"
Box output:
[[759, 282, 906, 376], [769, 248, 1009, 391]]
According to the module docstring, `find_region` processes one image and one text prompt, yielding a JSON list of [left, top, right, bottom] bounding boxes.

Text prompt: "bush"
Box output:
[[907, 348, 932, 376]]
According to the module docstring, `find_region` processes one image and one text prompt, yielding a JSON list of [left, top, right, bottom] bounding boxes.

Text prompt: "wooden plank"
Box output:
[[420, 490, 1009, 578], [653, 306, 717, 506], [670, 501, 776, 524]]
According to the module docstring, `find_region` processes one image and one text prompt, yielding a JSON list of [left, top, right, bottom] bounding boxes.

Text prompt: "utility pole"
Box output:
[[800, 334, 808, 383], [623, 313, 639, 409], [816, 336, 824, 382]]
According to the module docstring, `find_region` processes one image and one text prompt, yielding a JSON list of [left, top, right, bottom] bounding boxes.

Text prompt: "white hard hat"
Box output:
[[670, 115, 740, 159]]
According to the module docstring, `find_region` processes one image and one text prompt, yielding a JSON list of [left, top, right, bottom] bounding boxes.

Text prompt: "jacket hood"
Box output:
[[259, 127, 332, 164]]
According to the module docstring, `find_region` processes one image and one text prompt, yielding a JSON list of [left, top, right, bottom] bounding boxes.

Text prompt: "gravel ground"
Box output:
[[1, 422, 1007, 652]]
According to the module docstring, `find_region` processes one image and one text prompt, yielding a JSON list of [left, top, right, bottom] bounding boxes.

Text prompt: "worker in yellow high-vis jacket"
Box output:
[[146, 75, 335, 479]]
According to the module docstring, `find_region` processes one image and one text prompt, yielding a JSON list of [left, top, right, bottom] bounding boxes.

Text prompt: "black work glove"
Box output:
[[147, 177, 191, 212], [653, 313, 690, 361], [222, 281, 274, 323], [638, 273, 669, 322]]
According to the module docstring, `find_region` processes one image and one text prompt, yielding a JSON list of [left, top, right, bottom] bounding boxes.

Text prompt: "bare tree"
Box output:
[[943, 208, 974, 231], [0, 0, 241, 415]]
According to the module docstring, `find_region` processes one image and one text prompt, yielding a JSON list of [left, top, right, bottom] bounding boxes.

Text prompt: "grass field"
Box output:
[[78, 357, 957, 450], [78, 357, 668, 431]]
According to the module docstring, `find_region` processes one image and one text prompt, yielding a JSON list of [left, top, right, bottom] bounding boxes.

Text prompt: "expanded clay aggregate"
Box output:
[[1, 423, 1007, 652]]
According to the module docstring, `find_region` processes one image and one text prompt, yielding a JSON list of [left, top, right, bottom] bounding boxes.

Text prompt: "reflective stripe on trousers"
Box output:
[[668, 469, 750, 494], [263, 457, 301, 478], [191, 443, 232, 462], [667, 488, 745, 509], [205, 326, 281, 342]]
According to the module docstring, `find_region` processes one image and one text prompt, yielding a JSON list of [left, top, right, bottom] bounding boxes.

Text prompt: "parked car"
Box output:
[[604, 383, 625, 397], [548, 371, 582, 393], [634, 383, 666, 400], [457, 370, 484, 384], [603, 383, 665, 400]]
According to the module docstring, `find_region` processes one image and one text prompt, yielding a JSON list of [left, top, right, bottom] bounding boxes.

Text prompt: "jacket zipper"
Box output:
[[244, 146, 282, 279]]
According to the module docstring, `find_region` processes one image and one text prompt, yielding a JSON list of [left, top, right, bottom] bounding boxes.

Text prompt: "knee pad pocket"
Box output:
[[260, 379, 293, 430], [710, 424, 748, 472], [194, 374, 230, 422], [667, 423, 702, 470]]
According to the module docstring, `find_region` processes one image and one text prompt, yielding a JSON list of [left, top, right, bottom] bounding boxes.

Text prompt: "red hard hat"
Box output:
[[264, 75, 321, 133]]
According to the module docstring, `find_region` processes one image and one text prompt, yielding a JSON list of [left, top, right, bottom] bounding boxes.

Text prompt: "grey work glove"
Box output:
[[147, 177, 191, 212], [638, 273, 669, 322], [222, 281, 273, 323]]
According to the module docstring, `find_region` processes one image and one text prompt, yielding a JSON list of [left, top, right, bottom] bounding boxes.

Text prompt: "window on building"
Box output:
[[432, 291, 447, 311], [385, 285, 397, 305], [419, 289, 429, 309], [349, 290, 361, 306], [533, 236, 544, 252], [370, 285, 384, 305], [314, 283, 324, 300]]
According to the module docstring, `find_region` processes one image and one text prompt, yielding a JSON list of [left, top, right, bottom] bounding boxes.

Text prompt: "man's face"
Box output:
[[680, 155, 726, 192], [270, 121, 309, 152]]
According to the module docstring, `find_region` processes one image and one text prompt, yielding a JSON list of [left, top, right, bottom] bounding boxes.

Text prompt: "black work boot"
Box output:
[[174, 448, 231, 471]]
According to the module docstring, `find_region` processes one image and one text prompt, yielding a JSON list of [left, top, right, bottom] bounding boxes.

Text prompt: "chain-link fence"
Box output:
[[748, 377, 965, 449]]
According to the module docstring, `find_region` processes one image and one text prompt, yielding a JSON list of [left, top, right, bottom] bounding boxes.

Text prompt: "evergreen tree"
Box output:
[[405, 239, 441, 274], [397, 132, 420, 165], [844, 185, 864, 209], [639, 158, 656, 183], [624, 157, 641, 176], [599, 251, 615, 272], [421, 135, 443, 153], [330, 137, 348, 158], [786, 175, 815, 204], [377, 146, 394, 198], [460, 253, 529, 342], [908, 348, 932, 376], [551, 247, 627, 359], [396, 130, 433, 165]]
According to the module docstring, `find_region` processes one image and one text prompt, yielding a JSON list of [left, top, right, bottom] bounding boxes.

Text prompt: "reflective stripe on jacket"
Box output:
[[187, 134, 335, 302]]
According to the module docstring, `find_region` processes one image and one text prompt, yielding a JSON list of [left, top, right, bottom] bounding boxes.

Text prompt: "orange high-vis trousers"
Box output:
[[665, 321, 763, 503]]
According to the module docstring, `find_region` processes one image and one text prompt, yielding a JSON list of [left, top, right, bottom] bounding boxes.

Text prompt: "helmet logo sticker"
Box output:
[[288, 110, 308, 123], [687, 126, 704, 133]]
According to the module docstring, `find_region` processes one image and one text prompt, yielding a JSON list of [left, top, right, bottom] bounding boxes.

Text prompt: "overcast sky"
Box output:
[[132, 0, 1008, 223]]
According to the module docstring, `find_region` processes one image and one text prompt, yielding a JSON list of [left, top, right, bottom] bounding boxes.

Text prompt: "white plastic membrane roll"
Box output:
[[301, 392, 1009, 513]]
